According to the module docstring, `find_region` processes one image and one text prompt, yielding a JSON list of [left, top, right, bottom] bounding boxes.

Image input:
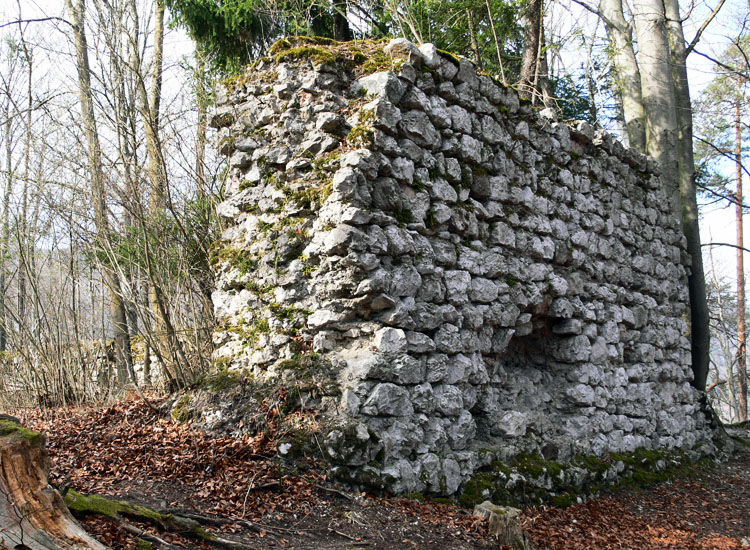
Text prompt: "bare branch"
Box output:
[[702, 242, 750, 254], [695, 135, 750, 179], [686, 0, 728, 55], [0, 17, 70, 29]]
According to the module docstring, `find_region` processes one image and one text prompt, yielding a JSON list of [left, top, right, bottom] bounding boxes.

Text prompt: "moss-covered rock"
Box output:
[[459, 447, 710, 509], [0, 419, 42, 445]]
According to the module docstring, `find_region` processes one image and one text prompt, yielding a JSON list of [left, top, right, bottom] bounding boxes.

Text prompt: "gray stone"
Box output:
[[373, 327, 408, 353], [446, 410, 476, 449], [552, 319, 582, 335], [566, 383, 596, 406], [411, 383, 435, 413], [362, 383, 414, 416], [495, 411, 528, 437], [323, 224, 367, 255], [444, 270, 472, 304], [435, 323, 461, 353], [470, 278, 499, 303], [384, 38, 424, 67], [554, 335, 592, 363], [433, 384, 464, 416], [399, 110, 441, 149], [355, 71, 407, 103], [365, 99, 402, 134]]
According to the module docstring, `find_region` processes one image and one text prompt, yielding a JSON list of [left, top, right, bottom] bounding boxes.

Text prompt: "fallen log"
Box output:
[[0, 418, 106, 550], [64, 491, 259, 550]]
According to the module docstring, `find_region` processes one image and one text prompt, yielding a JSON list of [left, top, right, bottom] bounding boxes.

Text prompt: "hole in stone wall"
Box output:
[[473, 314, 575, 460]]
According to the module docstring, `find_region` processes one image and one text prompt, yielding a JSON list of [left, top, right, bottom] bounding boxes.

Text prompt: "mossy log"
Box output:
[[64, 491, 257, 550], [0, 417, 107, 550]]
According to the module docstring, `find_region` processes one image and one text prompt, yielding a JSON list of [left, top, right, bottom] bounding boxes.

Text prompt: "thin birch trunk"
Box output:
[[0, 108, 12, 352], [467, 9, 482, 69], [486, 0, 507, 85]]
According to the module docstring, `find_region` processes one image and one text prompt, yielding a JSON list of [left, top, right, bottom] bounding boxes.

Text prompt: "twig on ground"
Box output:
[[314, 483, 353, 501]]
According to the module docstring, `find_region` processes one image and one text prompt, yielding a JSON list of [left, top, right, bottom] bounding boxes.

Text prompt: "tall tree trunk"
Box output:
[[64, 0, 132, 386], [17, 36, 33, 336], [132, 0, 191, 388], [0, 108, 12, 352], [195, 50, 208, 197], [632, 0, 681, 215], [519, 0, 543, 100], [536, 33, 553, 108], [333, 0, 352, 40], [139, 0, 167, 210], [467, 9, 483, 69], [486, 0, 507, 85], [600, 0, 647, 150], [736, 91, 748, 420], [584, 21, 599, 124], [664, 0, 710, 392]]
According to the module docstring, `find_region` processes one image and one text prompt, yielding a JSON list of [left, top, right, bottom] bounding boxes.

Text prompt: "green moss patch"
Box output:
[[0, 419, 42, 445], [171, 395, 194, 423], [201, 366, 244, 392], [65, 490, 165, 524], [346, 125, 374, 147], [274, 46, 340, 66], [459, 447, 710, 509], [209, 244, 257, 275]]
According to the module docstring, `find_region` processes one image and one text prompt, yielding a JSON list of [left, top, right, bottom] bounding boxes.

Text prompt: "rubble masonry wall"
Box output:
[[209, 38, 709, 495]]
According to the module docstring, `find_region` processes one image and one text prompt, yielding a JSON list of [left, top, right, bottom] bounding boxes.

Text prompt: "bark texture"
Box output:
[[664, 0, 710, 392], [519, 0, 543, 100], [632, 0, 681, 215], [736, 94, 748, 419], [599, 0, 646, 150], [0, 419, 106, 550]]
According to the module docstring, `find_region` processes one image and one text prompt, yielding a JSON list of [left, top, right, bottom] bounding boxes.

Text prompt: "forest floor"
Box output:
[[12, 395, 750, 550]]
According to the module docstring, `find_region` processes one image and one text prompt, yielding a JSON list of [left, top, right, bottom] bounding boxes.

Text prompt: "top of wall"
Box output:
[[212, 36, 660, 182]]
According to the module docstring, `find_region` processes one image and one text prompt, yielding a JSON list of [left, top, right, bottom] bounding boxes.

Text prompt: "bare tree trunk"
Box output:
[[65, 0, 132, 386], [736, 92, 748, 420], [333, 0, 351, 40], [17, 33, 33, 337], [486, 0, 507, 85], [0, 107, 12, 352], [632, 0, 681, 216], [536, 33, 553, 108], [138, 0, 167, 210], [583, 20, 600, 124], [600, 0, 647, 150], [664, 0, 710, 392], [519, 0, 543, 100], [195, 51, 208, 197], [467, 9, 482, 69]]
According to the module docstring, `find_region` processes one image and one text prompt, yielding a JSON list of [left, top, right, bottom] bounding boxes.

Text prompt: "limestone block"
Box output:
[[354, 71, 406, 102], [361, 383, 414, 416]]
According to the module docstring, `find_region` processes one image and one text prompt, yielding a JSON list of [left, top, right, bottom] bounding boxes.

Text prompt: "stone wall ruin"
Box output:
[[208, 37, 711, 496]]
